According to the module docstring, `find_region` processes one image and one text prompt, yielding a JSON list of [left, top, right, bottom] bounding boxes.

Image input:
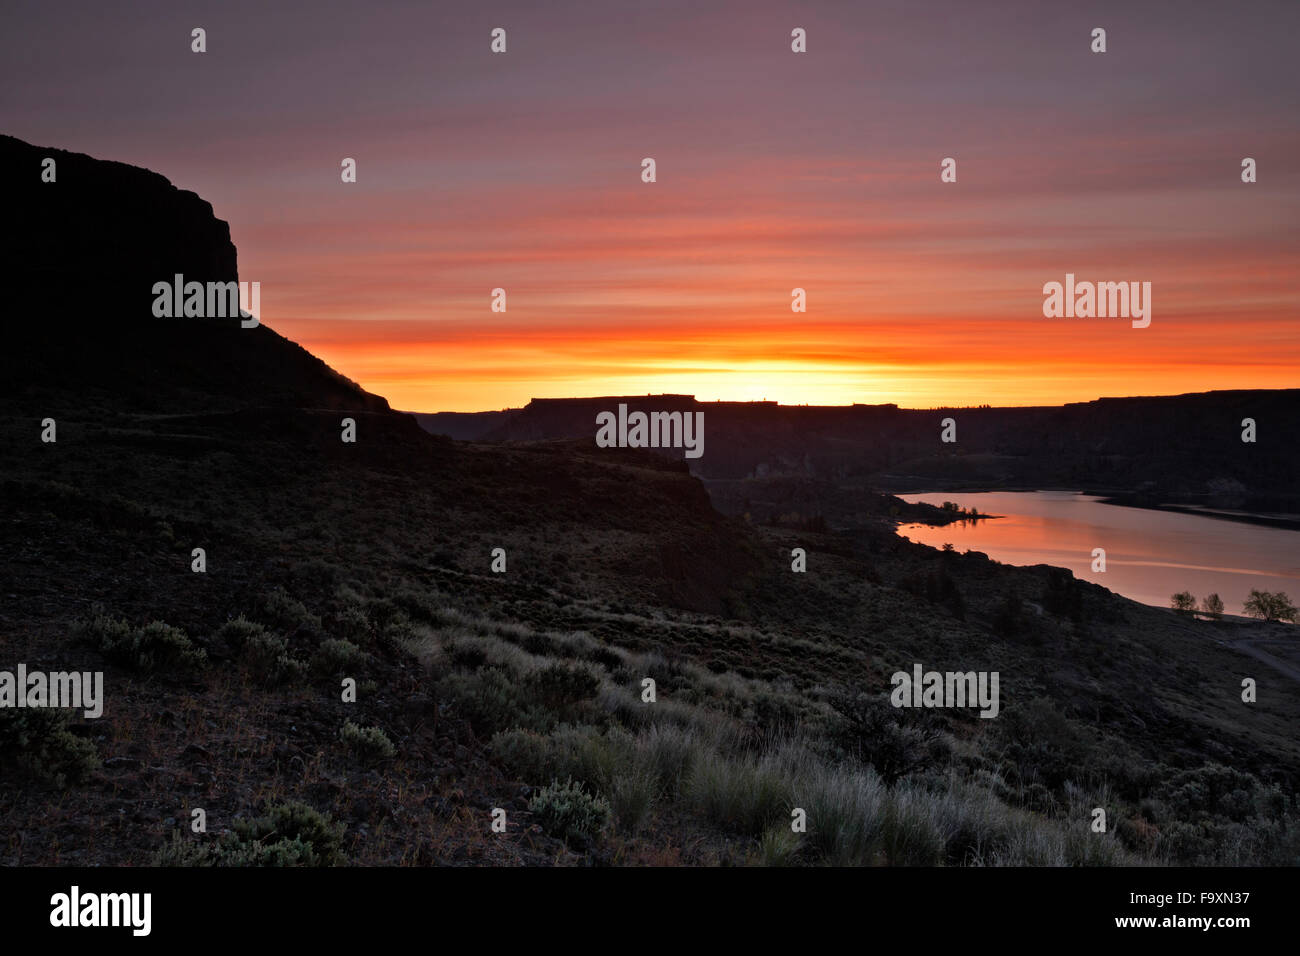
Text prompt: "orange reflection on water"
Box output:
[[898, 492, 1300, 611]]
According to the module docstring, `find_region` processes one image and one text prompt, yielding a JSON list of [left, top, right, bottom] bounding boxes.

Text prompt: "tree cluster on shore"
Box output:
[[1171, 588, 1296, 623]]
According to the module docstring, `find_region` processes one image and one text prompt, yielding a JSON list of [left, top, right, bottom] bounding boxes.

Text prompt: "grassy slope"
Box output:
[[2, 391, 1297, 866]]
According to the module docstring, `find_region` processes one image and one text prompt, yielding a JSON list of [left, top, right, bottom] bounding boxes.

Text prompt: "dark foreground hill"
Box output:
[[2, 135, 1297, 867], [0, 133, 390, 417]]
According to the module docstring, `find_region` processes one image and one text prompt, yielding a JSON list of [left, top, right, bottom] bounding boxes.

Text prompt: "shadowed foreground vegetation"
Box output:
[[3, 396, 1297, 865]]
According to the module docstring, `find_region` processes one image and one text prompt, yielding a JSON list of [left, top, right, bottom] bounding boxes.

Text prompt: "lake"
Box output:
[[897, 491, 1300, 613]]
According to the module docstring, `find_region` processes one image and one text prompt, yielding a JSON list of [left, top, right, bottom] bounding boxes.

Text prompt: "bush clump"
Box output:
[[258, 590, 322, 633], [339, 721, 396, 764], [244, 633, 306, 685], [153, 801, 346, 866], [528, 778, 611, 843], [215, 617, 305, 685], [440, 668, 528, 734], [757, 824, 803, 866], [312, 638, 365, 677], [687, 751, 792, 836], [490, 728, 554, 782], [77, 614, 207, 674], [0, 708, 100, 786], [828, 692, 937, 785]]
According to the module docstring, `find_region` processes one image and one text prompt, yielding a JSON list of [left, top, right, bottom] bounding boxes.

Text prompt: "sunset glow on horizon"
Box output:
[[6, 0, 1297, 412], [299, 312, 1300, 412]]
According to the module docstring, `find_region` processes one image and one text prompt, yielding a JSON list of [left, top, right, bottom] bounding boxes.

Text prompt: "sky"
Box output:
[[3, 0, 1297, 411]]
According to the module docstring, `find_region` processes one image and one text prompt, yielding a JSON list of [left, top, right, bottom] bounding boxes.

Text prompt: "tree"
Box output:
[[827, 692, 939, 786], [1243, 589, 1298, 623], [1171, 592, 1197, 616], [1201, 593, 1224, 621]]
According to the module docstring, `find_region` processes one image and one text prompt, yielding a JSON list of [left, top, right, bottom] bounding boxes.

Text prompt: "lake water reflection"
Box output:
[[897, 491, 1300, 612]]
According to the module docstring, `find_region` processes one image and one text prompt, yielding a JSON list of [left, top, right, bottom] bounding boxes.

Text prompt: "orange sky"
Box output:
[[295, 311, 1300, 411], [261, 169, 1299, 410], [9, 0, 1298, 411], [243, 116, 1299, 412]]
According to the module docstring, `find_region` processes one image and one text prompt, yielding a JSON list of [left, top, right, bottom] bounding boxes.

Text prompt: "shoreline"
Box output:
[[893, 487, 1300, 532], [1093, 496, 1300, 532]]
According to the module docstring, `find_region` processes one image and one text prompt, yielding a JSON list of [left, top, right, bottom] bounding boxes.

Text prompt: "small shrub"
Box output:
[[258, 590, 321, 633], [519, 631, 558, 656], [218, 618, 304, 685], [523, 662, 601, 712], [882, 785, 945, 865], [548, 724, 636, 790], [0, 708, 100, 786], [234, 800, 346, 863], [743, 692, 805, 744], [447, 642, 488, 669], [339, 721, 396, 764], [334, 605, 372, 642], [1063, 821, 1130, 865], [440, 668, 531, 735], [213, 616, 267, 649], [78, 615, 207, 674], [636, 724, 700, 797], [1160, 763, 1271, 824], [155, 800, 346, 866], [491, 728, 554, 782], [312, 638, 365, 677], [930, 781, 1017, 865], [154, 831, 325, 867], [152, 832, 221, 866], [245, 634, 306, 686], [687, 751, 792, 836], [801, 765, 886, 865], [828, 692, 937, 785], [757, 824, 803, 866], [608, 767, 657, 833], [528, 778, 611, 843], [995, 697, 1094, 792], [75, 612, 133, 649], [578, 644, 624, 672]]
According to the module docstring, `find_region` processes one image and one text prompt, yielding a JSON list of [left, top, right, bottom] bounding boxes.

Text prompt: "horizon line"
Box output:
[[397, 385, 1300, 417]]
